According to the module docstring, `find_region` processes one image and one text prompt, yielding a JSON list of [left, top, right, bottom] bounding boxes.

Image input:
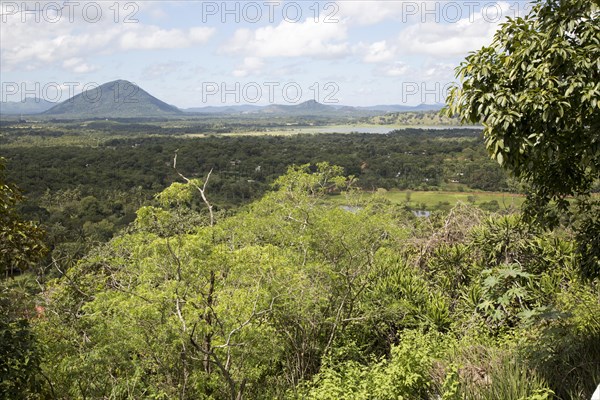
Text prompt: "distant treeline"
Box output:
[[3, 128, 505, 200], [1, 128, 508, 261]]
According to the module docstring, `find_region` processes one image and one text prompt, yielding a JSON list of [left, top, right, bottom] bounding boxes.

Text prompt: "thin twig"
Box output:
[[173, 153, 215, 227]]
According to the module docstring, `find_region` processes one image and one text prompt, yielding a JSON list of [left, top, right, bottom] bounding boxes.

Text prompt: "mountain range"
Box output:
[[0, 79, 444, 118], [0, 98, 56, 115], [183, 101, 444, 115]]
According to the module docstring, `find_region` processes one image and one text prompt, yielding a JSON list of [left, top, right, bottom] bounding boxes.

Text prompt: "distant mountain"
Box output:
[[255, 101, 444, 116], [358, 103, 445, 112], [185, 100, 347, 116], [26, 78, 444, 118], [0, 98, 56, 115], [258, 100, 337, 115], [182, 101, 443, 116], [43, 80, 182, 118]]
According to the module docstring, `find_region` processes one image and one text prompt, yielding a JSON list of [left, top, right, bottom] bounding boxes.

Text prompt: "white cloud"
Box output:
[[396, 23, 492, 57], [142, 62, 183, 80], [62, 57, 97, 74], [119, 26, 214, 50], [147, 6, 168, 20], [382, 62, 409, 77], [337, 1, 522, 27], [270, 62, 306, 77], [421, 63, 456, 80], [1, 28, 106, 69], [0, 2, 215, 71], [395, 2, 512, 57], [337, 1, 516, 58], [223, 18, 348, 59], [232, 57, 264, 78], [336, 1, 408, 25], [358, 40, 397, 63]]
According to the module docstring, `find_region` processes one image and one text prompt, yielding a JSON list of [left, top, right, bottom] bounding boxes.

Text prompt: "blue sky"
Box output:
[[0, 1, 533, 107]]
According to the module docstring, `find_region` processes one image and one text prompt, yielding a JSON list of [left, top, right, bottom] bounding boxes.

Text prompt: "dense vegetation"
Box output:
[[1, 127, 511, 271], [3, 128, 506, 198], [1, 0, 598, 398], [369, 111, 463, 126], [446, 0, 599, 280], [2, 163, 599, 399]]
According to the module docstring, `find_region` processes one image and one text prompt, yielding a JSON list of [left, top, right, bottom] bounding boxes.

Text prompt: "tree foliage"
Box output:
[[0, 157, 46, 278], [445, 0, 600, 278], [29, 163, 600, 399], [446, 0, 599, 205], [0, 158, 47, 400]]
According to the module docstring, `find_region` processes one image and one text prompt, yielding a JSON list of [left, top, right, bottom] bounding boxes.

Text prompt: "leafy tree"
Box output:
[[38, 164, 420, 398], [446, 0, 599, 203], [0, 275, 49, 400], [0, 157, 46, 278], [445, 0, 599, 277], [0, 158, 48, 399], [28, 162, 600, 398], [301, 330, 447, 400]]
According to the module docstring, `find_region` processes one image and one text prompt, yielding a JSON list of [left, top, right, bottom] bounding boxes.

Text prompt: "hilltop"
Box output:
[[43, 80, 182, 118]]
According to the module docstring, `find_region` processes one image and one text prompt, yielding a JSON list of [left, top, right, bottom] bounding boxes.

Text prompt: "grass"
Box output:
[[329, 189, 525, 210], [383, 190, 525, 209]]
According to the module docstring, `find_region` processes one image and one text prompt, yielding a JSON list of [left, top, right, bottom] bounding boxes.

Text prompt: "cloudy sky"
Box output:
[[0, 1, 533, 107]]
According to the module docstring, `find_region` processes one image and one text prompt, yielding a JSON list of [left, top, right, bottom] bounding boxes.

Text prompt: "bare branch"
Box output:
[[173, 152, 215, 227]]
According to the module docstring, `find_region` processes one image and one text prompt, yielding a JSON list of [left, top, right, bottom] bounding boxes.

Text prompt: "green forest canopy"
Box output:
[[1, 0, 599, 398]]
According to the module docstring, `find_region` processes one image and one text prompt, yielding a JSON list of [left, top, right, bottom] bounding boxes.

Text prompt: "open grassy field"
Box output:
[[330, 189, 525, 210], [383, 190, 525, 209]]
